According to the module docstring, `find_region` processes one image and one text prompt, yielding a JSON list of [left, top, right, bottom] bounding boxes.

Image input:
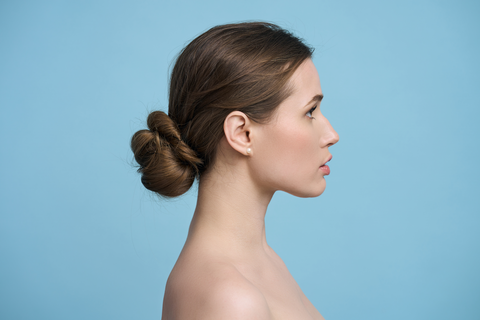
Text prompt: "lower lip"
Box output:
[[320, 165, 330, 175]]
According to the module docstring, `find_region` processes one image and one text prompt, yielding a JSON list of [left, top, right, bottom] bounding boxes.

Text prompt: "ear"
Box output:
[[223, 111, 252, 156]]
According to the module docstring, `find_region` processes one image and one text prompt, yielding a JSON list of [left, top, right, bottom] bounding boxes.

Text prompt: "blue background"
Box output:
[[1, 0, 479, 319]]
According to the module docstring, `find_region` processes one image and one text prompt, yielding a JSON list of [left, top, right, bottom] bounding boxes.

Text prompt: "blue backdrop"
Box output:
[[1, 0, 479, 319]]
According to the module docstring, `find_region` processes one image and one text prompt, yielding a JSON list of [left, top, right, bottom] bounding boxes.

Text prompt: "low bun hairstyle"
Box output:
[[131, 111, 202, 197], [131, 22, 313, 198]]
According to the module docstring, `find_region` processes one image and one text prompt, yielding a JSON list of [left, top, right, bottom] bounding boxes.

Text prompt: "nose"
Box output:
[[321, 117, 339, 147]]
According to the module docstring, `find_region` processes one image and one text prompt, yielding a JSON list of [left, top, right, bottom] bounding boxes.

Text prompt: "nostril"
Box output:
[[332, 132, 339, 145], [327, 133, 339, 147]]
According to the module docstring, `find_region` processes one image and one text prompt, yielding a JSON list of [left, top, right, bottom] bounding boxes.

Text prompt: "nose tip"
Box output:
[[327, 131, 340, 147], [330, 130, 339, 147], [321, 116, 339, 148], [325, 122, 339, 148]]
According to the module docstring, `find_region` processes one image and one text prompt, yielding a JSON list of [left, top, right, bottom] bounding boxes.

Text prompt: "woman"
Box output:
[[131, 22, 339, 319]]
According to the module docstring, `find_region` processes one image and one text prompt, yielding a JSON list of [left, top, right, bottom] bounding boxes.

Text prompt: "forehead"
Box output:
[[289, 59, 322, 100], [276, 59, 322, 114]]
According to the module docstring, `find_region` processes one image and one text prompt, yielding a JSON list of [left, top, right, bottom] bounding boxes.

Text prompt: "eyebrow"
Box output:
[[304, 94, 324, 108]]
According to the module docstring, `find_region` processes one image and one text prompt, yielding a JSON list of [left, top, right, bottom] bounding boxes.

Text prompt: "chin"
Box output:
[[287, 179, 327, 198]]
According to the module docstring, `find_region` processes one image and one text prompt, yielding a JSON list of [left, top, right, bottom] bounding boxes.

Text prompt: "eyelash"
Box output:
[[306, 105, 317, 120]]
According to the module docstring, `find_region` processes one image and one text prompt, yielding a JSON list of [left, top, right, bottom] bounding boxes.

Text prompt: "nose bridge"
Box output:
[[320, 115, 339, 147]]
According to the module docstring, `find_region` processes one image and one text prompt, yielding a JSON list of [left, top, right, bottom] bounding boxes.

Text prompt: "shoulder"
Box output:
[[164, 259, 273, 320], [202, 268, 273, 319]]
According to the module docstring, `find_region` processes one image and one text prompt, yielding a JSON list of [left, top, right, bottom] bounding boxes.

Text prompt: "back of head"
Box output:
[[131, 22, 313, 198]]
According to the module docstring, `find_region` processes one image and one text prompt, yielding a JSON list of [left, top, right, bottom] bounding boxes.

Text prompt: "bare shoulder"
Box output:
[[163, 257, 272, 320], [200, 267, 273, 320]]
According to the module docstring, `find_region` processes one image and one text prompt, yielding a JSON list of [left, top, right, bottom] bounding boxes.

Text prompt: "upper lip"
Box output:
[[320, 155, 332, 167]]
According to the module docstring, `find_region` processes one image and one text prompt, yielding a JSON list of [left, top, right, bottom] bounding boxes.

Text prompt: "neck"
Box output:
[[186, 161, 274, 256]]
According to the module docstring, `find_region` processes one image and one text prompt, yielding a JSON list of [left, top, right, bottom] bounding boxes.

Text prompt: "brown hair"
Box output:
[[131, 22, 313, 197]]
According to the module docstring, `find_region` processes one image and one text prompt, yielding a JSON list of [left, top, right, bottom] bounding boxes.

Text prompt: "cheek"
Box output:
[[253, 119, 318, 187], [278, 128, 312, 163], [275, 116, 316, 157], [281, 127, 318, 176], [274, 125, 327, 197]]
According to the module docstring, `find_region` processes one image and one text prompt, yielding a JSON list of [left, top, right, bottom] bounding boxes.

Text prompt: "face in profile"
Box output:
[[250, 58, 339, 197]]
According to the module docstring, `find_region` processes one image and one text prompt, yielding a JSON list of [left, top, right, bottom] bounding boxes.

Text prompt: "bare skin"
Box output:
[[162, 59, 339, 319]]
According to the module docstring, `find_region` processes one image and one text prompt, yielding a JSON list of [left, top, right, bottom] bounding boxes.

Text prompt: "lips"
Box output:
[[320, 155, 332, 167], [319, 155, 332, 175]]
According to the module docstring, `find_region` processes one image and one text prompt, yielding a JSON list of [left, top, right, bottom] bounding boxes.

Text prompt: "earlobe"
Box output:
[[223, 111, 252, 156]]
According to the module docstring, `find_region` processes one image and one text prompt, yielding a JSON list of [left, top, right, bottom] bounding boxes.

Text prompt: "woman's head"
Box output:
[[131, 22, 314, 197], [241, 58, 339, 198]]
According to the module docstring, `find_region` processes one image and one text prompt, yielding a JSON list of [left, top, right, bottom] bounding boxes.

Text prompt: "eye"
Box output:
[[306, 105, 317, 119]]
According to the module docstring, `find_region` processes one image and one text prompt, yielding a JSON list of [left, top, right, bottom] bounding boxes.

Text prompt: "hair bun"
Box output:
[[131, 110, 202, 197]]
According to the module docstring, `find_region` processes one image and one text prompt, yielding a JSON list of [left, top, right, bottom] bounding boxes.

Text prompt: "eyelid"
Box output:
[[306, 105, 317, 119]]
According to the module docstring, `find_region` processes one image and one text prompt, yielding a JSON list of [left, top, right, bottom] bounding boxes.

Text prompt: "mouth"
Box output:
[[319, 155, 332, 175], [320, 155, 332, 167]]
